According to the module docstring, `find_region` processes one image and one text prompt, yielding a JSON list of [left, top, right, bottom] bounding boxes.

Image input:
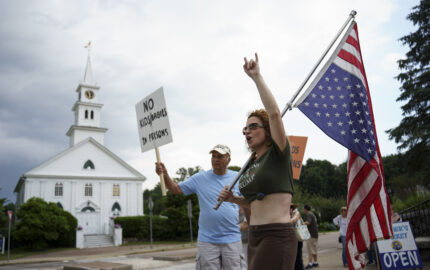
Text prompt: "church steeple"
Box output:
[[83, 54, 94, 84], [66, 43, 108, 147]]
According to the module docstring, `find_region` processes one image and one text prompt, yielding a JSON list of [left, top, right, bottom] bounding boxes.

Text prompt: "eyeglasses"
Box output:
[[242, 123, 265, 135]]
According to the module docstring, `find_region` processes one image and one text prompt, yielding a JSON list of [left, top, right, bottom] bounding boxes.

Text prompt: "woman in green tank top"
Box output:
[[217, 53, 297, 270]]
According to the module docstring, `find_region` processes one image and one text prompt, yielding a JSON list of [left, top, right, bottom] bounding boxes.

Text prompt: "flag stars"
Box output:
[[316, 112, 321, 117], [328, 122, 333, 127], [325, 77, 330, 82], [352, 102, 358, 107], [364, 138, 370, 144], [349, 93, 355, 98], [331, 69, 336, 73], [318, 85, 323, 90], [345, 112, 351, 117], [334, 77, 339, 82], [340, 95, 345, 99], [348, 120, 353, 125], [367, 148, 372, 153], [335, 113, 340, 117], [323, 104, 328, 108], [341, 130, 346, 135], [328, 86, 332, 91], [304, 102, 309, 106], [344, 77, 348, 81], [351, 129, 357, 134], [361, 128, 367, 134], [325, 112, 330, 117], [359, 93, 365, 97], [337, 121, 343, 126], [320, 94, 326, 99], [358, 119, 364, 124], [312, 94, 317, 98], [342, 103, 347, 108], [314, 103, 319, 107], [354, 138, 360, 143], [347, 85, 352, 89], [332, 104, 338, 109], [330, 95, 335, 100], [355, 110, 361, 115], [336, 86, 341, 91], [356, 84, 361, 88]]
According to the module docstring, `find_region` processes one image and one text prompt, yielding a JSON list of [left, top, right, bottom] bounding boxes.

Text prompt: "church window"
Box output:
[[85, 110, 89, 119], [85, 184, 93, 196], [91, 110, 94, 119], [83, 160, 95, 170], [56, 202, 63, 209], [113, 184, 120, 196], [55, 183, 63, 196], [111, 202, 121, 217]]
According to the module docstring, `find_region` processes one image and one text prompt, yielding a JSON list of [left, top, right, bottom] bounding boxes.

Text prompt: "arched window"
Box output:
[[112, 202, 122, 217], [82, 206, 95, 212], [90, 110, 94, 119], [113, 184, 120, 196], [55, 183, 63, 196], [85, 110, 88, 119], [83, 160, 95, 170], [56, 202, 63, 209], [85, 184, 93, 196]]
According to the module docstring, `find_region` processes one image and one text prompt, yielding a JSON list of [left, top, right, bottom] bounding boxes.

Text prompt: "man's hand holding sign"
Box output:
[[135, 87, 173, 196]]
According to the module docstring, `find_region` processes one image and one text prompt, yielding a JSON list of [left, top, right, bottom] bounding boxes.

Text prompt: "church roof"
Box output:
[[14, 137, 146, 192]]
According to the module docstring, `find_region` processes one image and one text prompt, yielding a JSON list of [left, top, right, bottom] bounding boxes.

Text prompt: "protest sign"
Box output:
[[136, 87, 173, 195], [376, 221, 423, 270], [288, 136, 308, 180]]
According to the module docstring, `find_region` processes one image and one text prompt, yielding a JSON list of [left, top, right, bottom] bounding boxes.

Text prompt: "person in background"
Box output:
[[239, 206, 249, 264], [156, 144, 244, 270], [291, 203, 304, 270], [333, 206, 348, 268], [303, 205, 318, 269], [391, 204, 402, 223]]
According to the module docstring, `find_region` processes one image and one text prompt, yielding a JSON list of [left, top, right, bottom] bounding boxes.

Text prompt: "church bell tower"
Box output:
[[66, 44, 108, 146]]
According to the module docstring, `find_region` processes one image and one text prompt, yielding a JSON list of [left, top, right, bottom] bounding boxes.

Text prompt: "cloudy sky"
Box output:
[[0, 0, 418, 202]]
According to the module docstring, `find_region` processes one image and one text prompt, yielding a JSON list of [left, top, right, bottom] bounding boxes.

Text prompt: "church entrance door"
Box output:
[[79, 212, 100, 234]]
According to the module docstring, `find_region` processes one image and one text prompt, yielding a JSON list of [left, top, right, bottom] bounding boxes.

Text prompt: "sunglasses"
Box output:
[[242, 123, 265, 135]]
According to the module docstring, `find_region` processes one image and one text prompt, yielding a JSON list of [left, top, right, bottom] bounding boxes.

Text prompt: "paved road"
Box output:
[[0, 232, 344, 270]]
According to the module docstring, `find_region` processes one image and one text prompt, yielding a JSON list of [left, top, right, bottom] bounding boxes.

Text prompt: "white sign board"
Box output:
[[135, 87, 173, 152], [377, 221, 423, 270]]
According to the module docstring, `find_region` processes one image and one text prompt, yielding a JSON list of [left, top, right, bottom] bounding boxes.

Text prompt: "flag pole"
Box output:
[[281, 10, 357, 117], [214, 10, 357, 210]]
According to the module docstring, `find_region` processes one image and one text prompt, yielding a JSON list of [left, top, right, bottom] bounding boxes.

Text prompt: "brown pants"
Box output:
[[248, 223, 298, 270]]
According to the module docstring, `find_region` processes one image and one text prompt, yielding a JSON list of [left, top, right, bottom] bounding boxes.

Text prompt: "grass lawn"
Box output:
[[0, 247, 75, 261]]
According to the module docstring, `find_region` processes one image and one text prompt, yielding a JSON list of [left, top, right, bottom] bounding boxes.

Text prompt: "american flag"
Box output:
[[294, 22, 393, 269]]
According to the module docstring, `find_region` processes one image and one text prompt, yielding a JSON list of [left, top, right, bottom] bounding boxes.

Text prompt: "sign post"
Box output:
[[136, 87, 173, 196], [376, 221, 423, 270], [148, 197, 154, 249], [187, 200, 193, 243], [7, 210, 12, 262]]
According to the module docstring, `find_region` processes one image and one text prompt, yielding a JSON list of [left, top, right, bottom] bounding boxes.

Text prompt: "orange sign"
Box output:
[[288, 136, 308, 180]]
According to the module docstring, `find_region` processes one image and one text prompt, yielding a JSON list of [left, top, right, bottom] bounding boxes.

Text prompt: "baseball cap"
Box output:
[[209, 144, 231, 156]]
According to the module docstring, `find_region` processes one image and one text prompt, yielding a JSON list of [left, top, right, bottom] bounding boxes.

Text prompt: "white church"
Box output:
[[14, 53, 146, 247]]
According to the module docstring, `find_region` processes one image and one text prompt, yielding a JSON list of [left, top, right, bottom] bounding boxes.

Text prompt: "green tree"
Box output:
[[0, 197, 8, 235], [387, 0, 430, 185], [298, 159, 347, 198], [14, 197, 77, 249]]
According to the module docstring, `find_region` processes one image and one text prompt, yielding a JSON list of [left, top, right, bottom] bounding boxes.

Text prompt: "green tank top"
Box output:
[[239, 138, 294, 203]]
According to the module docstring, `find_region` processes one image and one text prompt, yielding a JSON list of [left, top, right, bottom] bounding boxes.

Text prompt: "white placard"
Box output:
[[376, 221, 423, 270], [135, 87, 173, 152]]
